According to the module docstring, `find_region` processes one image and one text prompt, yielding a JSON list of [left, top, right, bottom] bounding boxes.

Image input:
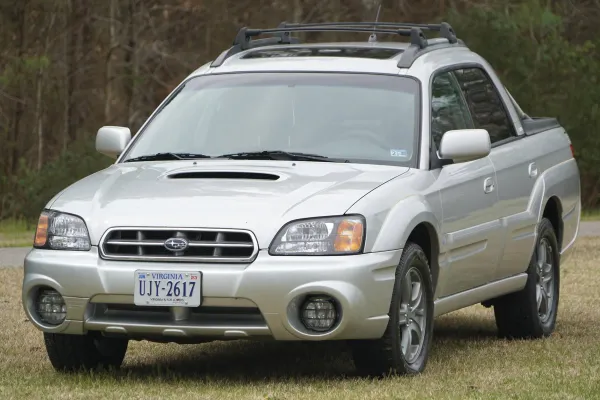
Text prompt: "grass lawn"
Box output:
[[582, 209, 600, 221], [0, 219, 34, 248], [1, 238, 600, 399]]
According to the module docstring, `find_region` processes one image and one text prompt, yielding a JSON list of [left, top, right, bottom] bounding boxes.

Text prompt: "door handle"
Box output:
[[483, 177, 495, 193], [528, 162, 538, 178]]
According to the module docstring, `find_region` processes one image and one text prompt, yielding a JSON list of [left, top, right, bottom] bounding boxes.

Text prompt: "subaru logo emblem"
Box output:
[[164, 238, 189, 252]]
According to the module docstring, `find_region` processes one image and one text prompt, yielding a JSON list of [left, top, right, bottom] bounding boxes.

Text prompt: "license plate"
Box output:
[[134, 270, 201, 307]]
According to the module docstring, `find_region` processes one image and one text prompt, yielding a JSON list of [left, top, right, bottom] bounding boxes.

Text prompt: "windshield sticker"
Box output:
[[390, 149, 408, 158]]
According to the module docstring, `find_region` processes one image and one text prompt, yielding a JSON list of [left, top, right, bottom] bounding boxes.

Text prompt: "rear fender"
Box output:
[[535, 158, 580, 258]]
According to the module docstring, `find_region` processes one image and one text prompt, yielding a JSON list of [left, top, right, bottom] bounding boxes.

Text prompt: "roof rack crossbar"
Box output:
[[280, 22, 439, 30], [211, 21, 461, 68], [255, 23, 437, 30], [269, 21, 457, 44], [239, 26, 428, 49], [242, 26, 414, 38]]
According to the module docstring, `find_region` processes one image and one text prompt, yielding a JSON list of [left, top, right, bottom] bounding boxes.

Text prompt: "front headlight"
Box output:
[[33, 210, 91, 251], [269, 215, 365, 256]]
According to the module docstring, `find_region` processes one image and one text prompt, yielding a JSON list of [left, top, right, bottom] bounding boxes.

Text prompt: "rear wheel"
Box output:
[[351, 242, 434, 376], [44, 332, 128, 372], [493, 218, 560, 339]]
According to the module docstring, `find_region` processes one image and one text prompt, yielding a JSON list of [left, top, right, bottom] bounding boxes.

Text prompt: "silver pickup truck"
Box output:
[[22, 21, 581, 376]]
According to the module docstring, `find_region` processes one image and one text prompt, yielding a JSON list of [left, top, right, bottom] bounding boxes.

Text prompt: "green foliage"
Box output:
[[0, 56, 50, 87], [447, 0, 600, 207], [0, 139, 112, 222], [0, 217, 34, 248], [0, 218, 34, 235], [581, 209, 600, 221], [23, 55, 51, 70]]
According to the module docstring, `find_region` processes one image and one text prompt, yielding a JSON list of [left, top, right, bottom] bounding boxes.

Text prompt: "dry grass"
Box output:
[[2, 238, 600, 400]]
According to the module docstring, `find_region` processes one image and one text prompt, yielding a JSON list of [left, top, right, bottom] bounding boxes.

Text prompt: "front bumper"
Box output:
[[22, 247, 402, 341]]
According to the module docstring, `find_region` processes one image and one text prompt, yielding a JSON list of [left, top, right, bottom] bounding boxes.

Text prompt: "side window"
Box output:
[[430, 72, 472, 150], [453, 68, 516, 144]]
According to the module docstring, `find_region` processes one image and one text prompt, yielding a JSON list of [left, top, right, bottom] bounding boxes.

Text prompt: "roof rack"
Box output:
[[210, 21, 463, 68]]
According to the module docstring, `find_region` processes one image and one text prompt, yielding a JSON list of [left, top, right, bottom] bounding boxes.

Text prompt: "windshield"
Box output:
[[121, 72, 420, 166]]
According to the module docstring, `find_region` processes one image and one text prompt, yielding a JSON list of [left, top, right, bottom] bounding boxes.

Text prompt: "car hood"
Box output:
[[49, 160, 410, 248]]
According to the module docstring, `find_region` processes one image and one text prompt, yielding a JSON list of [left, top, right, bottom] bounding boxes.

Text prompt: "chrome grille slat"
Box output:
[[106, 240, 166, 246], [188, 242, 254, 248], [99, 227, 258, 263]]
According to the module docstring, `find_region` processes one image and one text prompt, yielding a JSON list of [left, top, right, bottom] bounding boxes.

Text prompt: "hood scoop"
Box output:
[[167, 171, 281, 181]]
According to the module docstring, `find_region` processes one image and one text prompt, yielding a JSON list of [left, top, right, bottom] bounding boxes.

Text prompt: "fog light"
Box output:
[[36, 289, 67, 325], [300, 296, 338, 332]]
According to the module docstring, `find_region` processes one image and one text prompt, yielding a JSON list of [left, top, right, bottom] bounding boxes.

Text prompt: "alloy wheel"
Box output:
[[398, 267, 427, 363], [536, 238, 555, 323]]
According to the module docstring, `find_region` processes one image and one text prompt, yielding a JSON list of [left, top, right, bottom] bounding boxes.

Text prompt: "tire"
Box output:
[[493, 218, 560, 339], [350, 242, 434, 376], [43, 332, 128, 372]]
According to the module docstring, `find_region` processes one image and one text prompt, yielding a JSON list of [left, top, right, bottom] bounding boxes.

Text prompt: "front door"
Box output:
[[429, 71, 503, 298]]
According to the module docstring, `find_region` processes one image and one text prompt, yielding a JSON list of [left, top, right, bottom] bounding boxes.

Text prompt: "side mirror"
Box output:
[[439, 129, 491, 163], [96, 126, 131, 158]]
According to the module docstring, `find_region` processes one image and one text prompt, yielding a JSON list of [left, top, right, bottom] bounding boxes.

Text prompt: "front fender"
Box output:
[[348, 184, 442, 254], [345, 170, 441, 254], [370, 195, 441, 253]]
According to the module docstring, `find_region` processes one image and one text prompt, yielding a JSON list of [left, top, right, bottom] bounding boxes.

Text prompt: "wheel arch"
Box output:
[[541, 195, 564, 251], [406, 222, 440, 292], [532, 157, 579, 255]]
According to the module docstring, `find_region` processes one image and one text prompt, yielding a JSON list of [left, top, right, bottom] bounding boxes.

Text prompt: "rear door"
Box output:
[[429, 71, 503, 298], [452, 67, 537, 281]]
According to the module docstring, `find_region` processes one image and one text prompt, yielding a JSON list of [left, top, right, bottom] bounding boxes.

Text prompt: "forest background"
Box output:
[[0, 0, 598, 221]]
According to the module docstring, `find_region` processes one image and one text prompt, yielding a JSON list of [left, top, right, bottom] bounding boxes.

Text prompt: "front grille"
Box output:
[[99, 227, 258, 263]]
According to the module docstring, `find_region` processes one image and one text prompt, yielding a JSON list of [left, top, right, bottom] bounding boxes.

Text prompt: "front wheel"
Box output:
[[350, 242, 434, 376], [44, 332, 128, 372]]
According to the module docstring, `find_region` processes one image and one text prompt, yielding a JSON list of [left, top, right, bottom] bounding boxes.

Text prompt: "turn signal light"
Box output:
[[34, 213, 49, 247], [333, 219, 364, 252]]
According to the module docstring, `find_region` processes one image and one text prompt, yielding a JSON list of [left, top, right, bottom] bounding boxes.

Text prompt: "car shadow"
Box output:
[[118, 311, 501, 380], [432, 312, 499, 342], [121, 340, 357, 380]]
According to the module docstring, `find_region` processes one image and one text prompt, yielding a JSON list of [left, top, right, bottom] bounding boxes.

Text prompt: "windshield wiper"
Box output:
[[123, 152, 212, 163], [217, 150, 346, 163], [124, 150, 349, 163]]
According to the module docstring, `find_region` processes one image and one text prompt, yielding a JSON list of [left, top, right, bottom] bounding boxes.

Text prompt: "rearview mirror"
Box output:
[[96, 126, 131, 158], [439, 129, 491, 163]]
